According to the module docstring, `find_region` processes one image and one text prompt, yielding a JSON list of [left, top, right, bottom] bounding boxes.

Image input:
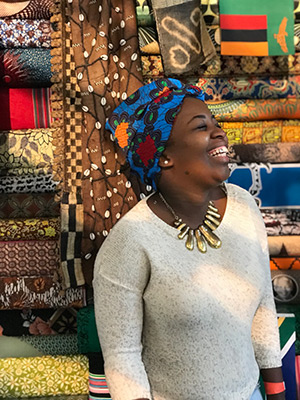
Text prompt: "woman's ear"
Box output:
[[158, 154, 173, 168]]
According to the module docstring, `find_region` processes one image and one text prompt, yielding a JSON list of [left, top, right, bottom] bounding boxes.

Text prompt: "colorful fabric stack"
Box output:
[[0, 1, 87, 398]]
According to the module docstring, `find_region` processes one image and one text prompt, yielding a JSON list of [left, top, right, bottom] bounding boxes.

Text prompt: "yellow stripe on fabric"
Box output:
[[278, 317, 285, 328], [221, 41, 269, 56]]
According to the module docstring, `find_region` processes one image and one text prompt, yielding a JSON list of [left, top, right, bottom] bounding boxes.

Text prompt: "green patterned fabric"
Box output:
[[77, 305, 101, 354], [0, 355, 89, 397]]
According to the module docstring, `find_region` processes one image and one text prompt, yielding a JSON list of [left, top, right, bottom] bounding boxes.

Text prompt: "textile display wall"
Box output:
[[0, 2, 87, 399]]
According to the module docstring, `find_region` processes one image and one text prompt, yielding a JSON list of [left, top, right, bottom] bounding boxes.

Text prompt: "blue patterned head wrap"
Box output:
[[105, 78, 205, 190]]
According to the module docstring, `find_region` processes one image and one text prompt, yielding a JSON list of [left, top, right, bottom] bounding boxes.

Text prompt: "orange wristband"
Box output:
[[264, 381, 285, 395]]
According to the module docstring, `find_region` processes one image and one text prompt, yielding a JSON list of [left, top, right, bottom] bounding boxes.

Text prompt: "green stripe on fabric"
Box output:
[[279, 316, 296, 349]]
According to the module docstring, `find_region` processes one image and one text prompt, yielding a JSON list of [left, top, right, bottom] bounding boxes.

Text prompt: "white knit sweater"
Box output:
[[93, 183, 282, 400]]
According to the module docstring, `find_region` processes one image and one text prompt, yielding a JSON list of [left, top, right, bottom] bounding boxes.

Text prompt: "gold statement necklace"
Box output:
[[158, 192, 222, 253]]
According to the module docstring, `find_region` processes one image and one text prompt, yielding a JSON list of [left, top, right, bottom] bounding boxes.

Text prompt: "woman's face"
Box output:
[[164, 97, 230, 188]]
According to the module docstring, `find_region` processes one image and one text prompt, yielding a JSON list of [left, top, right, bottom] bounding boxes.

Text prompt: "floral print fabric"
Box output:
[[0, 355, 88, 397], [0, 129, 54, 176], [0, 217, 60, 241]]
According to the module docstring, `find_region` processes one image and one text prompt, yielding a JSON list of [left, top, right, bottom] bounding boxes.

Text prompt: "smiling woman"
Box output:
[[93, 78, 285, 400]]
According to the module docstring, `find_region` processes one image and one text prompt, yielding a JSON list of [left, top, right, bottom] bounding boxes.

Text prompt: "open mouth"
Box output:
[[208, 146, 229, 158]]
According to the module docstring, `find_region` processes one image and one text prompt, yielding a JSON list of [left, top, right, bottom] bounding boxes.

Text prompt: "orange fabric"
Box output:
[[264, 381, 285, 395], [270, 258, 300, 270], [221, 41, 269, 56]]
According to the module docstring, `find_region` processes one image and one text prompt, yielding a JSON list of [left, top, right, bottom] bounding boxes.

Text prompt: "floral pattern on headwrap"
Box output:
[[105, 78, 205, 189]]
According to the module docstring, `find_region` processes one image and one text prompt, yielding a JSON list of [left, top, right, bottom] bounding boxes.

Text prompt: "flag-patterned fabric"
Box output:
[[219, 0, 294, 56]]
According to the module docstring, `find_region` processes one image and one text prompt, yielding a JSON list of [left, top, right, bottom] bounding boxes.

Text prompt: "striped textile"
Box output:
[[89, 373, 110, 399], [0, 88, 51, 130]]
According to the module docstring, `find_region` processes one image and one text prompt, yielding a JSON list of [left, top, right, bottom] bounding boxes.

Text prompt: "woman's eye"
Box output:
[[197, 125, 207, 130]]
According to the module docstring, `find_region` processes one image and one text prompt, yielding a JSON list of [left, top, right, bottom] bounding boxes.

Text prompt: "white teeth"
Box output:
[[208, 146, 228, 157]]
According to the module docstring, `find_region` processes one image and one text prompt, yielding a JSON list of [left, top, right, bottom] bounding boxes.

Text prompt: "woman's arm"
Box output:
[[261, 367, 285, 400]]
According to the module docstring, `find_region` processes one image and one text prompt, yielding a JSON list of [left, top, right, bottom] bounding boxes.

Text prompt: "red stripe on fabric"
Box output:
[[0, 88, 11, 130], [89, 379, 107, 385], [33, 88, 39, 127], [220, 14, 267, 30], [46, 88, 52, 127], [11, 89, 35, 130]]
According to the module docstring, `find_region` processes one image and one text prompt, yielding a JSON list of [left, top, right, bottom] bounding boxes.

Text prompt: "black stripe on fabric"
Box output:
[[69, 204, 76, 231], [67, 258, 78, 287], [221, 29, 267, 42], [89, 394, 111, 399], [74, 231, 83, 258], [60, 231, 68, 260]]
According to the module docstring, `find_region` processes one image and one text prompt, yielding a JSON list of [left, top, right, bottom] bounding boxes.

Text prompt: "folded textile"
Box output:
[[0, 19, 51, 48], [0, 129, 54, 175], [0, 277, 85, 309], [88, 353, 111, 400], [221, 120, 300, 145], [0, 308, 78, 336], [0, 88, 51, 129], [152, 0, 216, 75], [0, 173, 59, 194], [77, 306, 101, 354], [138, 27, 160, 54], [271, 270, 300, 306], [196, 53, 300, 77], [0, 334, 78, 358], [0, 396, 88, 400], [141, 55, 164, 79], [0, 192, 60, 219], [0, 240, 59, 277], [268, 236, 300, 256], [207, 98, 300, 121], [229, 143, 300, 164], [0, 217, 60, 241], [189, 76, 300, 101], [0, 48, 52, 87], [0, 355, 89, 397], [271, 258, 300, 270], [228, 163, 300, 208], [0, 0, 52, 19], [219, 0, 294, 56], [261, 209, 300, 236], [136, 0, 155, 27]]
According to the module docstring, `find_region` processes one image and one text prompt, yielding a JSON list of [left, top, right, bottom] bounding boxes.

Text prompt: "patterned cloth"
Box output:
[[0, 48, 52, 87], [228, 163, 300, 207], [0, 240, 59, 277], [0, 334, 78, 357], [152, 0, 216, 75], [0, 173, 59, 194], [141, 55, 164, 80], [188, 76, 300, 101], [0, 19, 51, 48], [229, 143, 300, 163], [77, 306, 101, 354], [270, 257, 300, 270], [64, 0, 144, 287], [0, 277, 85, 309], [106, 78, 204, 189], [0, 218, 60, 241], [268, 236, 300, 256], [0, 129, 54, 175], [0, 193, 60, 219], [0, 88, 51, 130], [138, 27, 160, 54], [221, 120, 300, 144], [195, 53, 300, 77], [89, 353, 110, 400], [136, 0, 155, 27], [0, 355, 89, 397], [0, 0, 53, 19], [207, 98, 300, 121], [261, 209, 300, 236], [0, 308, 78, 336]]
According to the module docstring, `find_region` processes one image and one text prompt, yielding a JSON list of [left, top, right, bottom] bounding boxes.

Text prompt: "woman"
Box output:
[[93, 78, 285, 400]]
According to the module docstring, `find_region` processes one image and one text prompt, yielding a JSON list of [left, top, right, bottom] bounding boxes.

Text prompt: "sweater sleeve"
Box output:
[[93, 219, 152, 400], [248, 194, 282, 369]]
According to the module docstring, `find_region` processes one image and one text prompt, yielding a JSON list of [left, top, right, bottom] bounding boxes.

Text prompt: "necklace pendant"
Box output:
[[208, 201, 219, 213], [199, 225, 222, 249], [195, 229, 207, 253], [185, 229, 194, 251], [204, 219, 217, 231], [205, 213, 220, 227], [177, 225, 189, 240], [207, 209, 221, 219]]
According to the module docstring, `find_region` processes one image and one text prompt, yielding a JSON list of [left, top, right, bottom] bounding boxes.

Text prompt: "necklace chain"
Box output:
[[158, 192, 222, 253]]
